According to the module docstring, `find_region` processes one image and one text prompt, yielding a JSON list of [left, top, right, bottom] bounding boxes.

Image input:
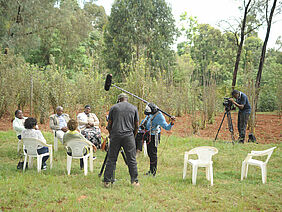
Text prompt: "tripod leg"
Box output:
[[214, 112, 227, 141], [98, 151, 109, 177], [226, 111, 235, 144], [120, 149, 128, 165]]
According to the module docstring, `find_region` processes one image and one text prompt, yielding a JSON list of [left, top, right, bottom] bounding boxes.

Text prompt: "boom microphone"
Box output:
[[104, 74, 112, 91], [104, 74, 173, 118]]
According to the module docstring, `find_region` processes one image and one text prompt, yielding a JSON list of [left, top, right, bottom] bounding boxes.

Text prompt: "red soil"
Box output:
[[1, 112, 281, 144]]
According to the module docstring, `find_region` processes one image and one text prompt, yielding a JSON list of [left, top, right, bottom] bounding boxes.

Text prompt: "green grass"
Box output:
[[0, 131, 281, 211]]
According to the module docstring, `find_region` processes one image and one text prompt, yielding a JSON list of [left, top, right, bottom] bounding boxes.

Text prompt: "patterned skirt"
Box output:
[[81, 127, 101, 148]]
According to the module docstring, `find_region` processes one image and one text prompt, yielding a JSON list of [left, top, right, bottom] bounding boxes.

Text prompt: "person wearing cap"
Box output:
[[142, 103, 175, 176], [77, 105, 102, 148], [103, 93, 140, 188]]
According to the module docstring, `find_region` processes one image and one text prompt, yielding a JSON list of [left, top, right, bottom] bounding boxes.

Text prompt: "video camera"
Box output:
[[223, 98, 235, 111]]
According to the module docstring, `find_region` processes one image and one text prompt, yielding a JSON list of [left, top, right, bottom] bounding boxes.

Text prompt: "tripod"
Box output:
[[214, 108, 235, 144], [98, 147, 128, 179]]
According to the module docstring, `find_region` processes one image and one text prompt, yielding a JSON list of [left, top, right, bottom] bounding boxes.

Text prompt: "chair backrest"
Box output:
[[188, 146, 218, 162], [65, 139, 90, 157], [22, 138, 46, 157], [251, 147, 277, 163]]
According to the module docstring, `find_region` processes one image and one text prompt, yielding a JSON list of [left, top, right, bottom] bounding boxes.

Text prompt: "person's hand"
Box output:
[[35, 125, 39, 130], [170, 116, 176, 125], [90, 123, 94, 127], [86, 123, 91, 128], [229, 98, 236, 104], [61, 127, 68, 132]]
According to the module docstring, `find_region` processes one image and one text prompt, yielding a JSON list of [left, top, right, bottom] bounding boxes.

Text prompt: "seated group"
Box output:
[[13, 105, 101, 170]]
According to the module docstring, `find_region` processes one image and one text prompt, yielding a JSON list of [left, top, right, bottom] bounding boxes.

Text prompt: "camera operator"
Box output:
[[142, 103, 175, 176], [229, 90, 251, 143], [103, 93, 140, 187]]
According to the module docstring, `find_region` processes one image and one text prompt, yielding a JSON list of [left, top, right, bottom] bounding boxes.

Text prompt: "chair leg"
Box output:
[[241, 162, 246, 181], [183, 153, 188, 179], [206, 167, 210, 181], [143, 142, 147, 157], [67, 156, 72, 175], [17, 140, 21, 153], [29, 157, 33, 168], [23, 155, 28, 171], [192, 165, 198, 185], [210, 165, 213, 186], [37, 156, 42, 172], [83, 157, 88, 176], [54, 136, 58, 152], [261, 165, 267, 184], [245, 164, 249, 179]]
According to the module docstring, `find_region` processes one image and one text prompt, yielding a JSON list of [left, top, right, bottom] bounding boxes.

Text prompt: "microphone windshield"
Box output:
[[104, 74, 112, 91]]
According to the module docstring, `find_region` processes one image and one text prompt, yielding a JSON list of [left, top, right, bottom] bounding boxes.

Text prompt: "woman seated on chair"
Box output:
[[13, 110, 27, 140], [77, 105, 102, 149], [63, 119, 96, 170], [21, 117, 49, 170]]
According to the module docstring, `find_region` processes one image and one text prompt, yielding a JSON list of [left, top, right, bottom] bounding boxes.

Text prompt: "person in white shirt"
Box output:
[[49, 106, 70, 143], [77, 105, 101, 148], [13, 110, 27, 140], [22, 117, 49, 170]]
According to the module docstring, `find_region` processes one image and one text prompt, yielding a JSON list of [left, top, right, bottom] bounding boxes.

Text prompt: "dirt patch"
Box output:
[[163, 112, 281, 144], [1, 112, 281, 144]]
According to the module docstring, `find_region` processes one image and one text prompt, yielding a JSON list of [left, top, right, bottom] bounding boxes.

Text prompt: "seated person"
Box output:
[[77, 105, 101, 148], [13, 110, 27, 140], [49, 106, 70, 143], [63, 119, 96, 169], [21, 117, 49, 170]]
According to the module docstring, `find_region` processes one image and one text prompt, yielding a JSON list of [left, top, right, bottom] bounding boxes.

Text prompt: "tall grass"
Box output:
[[0, 131, 281, 211]]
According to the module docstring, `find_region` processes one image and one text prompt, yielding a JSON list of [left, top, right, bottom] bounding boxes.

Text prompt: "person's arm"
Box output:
[[229, 98, 245, 110], [157, 113, 175, 131], [134, 108, 139, 136], [13, 119, 25, 132], [90, 113, 100, 127], [49, 116, 60, 130]]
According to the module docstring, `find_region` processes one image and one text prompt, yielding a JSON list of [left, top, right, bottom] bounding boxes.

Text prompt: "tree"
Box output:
[[255, 0, 280, 108], [103, 0, 177, 79]]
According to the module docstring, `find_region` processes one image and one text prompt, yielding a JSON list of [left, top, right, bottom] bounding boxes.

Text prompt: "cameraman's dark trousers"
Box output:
[[147, 133, 161, 175], [238, 112, 250, 142], [104, 135, 138, 184]]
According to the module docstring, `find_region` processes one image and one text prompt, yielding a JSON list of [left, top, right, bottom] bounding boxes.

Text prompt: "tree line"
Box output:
[[0, 0, 281, 133]]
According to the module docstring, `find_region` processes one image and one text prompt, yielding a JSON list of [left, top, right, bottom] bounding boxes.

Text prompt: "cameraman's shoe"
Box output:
[[238, 139, 245, 144]]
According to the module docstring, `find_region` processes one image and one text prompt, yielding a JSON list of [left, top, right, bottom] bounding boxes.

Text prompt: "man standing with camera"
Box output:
[[229, 90, 251, 143], [103, 93, 139, 187]]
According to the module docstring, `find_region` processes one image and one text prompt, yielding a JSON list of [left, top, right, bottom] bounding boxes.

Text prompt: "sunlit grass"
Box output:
[[0, 131, 281, 211]]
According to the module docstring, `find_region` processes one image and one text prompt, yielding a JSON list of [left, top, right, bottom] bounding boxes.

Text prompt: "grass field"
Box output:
[[0, 130, 281, 211]]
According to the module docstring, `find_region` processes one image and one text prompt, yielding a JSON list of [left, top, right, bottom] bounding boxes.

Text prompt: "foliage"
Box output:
[[103, 0, 177, 79]]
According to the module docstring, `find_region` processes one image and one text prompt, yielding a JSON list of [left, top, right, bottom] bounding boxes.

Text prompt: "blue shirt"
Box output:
[[236, 92, 251, 114], [57, 114, 67, 128], [143, 112, 173, 135]]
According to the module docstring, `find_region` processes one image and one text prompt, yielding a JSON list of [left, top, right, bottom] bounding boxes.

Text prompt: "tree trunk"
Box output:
[[232, 0, 252, 90], [254, 0, 277, 110]]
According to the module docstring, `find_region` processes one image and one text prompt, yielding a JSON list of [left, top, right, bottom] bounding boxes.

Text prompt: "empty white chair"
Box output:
[[65, 139, 94, 176], [241, 147, 276, 184], [22, 138, 53, 172], [183, 146, 218, 186]]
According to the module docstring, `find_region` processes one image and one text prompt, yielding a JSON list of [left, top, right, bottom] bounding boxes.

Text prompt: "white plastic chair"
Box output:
[[241, 147, 276, 184], [65, 139, 94, 176], [22, 138, 53, 172], [53, 130, 58, 152], [183, 146, 218, 186]]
